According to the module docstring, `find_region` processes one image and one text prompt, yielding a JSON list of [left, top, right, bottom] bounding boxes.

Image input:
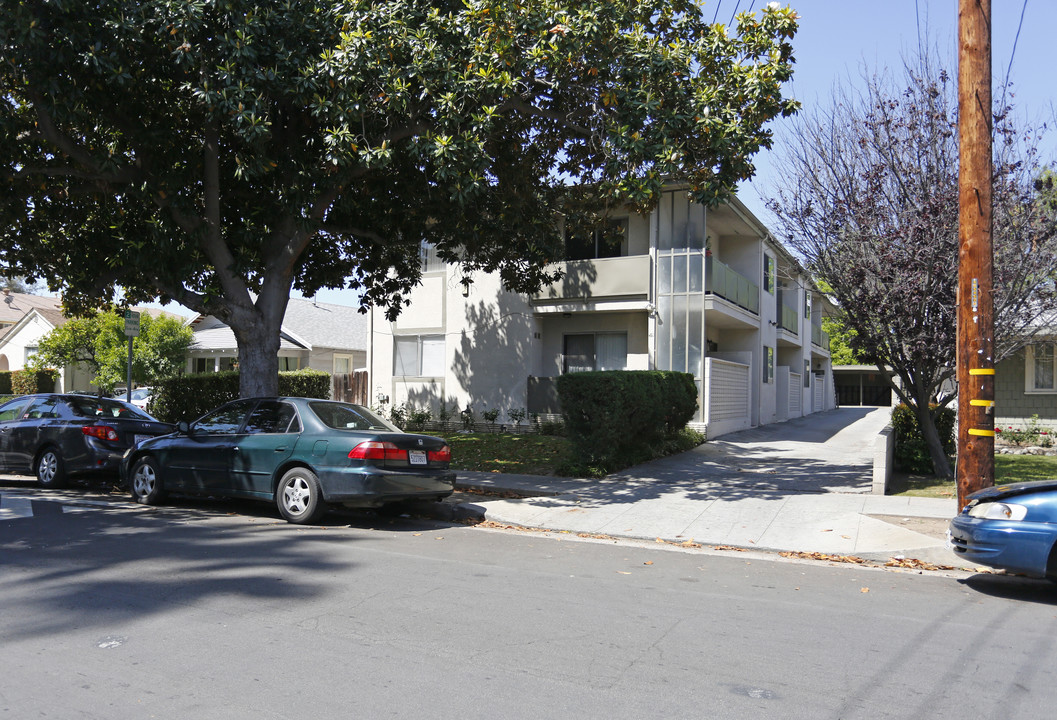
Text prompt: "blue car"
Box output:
[[949, 481, 1057, 579]]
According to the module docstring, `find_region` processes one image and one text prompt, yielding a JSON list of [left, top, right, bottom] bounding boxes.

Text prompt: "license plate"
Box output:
[[408, 450, 427, 466], [133, 434, 151, 446]]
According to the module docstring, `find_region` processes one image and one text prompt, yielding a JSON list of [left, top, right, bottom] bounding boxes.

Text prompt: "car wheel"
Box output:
[[276, 468, 326, 524], [129, 456, 165, 506], [36, 447, 68, 489]]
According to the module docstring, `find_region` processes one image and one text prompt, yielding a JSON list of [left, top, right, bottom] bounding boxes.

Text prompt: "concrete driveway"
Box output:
[[458, 407, 963, 564]]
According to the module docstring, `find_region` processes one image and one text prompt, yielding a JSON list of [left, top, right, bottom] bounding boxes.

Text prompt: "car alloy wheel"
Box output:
[[130, 456, 165, 505], [36, 448, 67, 489], [277, 468, 325, 525]]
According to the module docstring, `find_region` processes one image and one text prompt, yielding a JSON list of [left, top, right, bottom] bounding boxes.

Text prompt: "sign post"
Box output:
[[123, 310, 140, 404]]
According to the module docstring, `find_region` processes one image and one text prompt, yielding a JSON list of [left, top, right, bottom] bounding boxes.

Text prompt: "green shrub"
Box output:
[[556, 370, 698, 473], [0, 371, 11, 395], [150, 368, 332, 423], [892, 403, 955, 474], [11, 368, 57, 395]]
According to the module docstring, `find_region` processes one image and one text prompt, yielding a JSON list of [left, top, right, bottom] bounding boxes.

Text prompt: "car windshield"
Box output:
[[68, 396, 153, 421], [309, 402, 398, 432]]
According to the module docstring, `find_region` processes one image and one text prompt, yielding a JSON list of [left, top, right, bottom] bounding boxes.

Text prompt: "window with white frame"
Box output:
[[1027, 343, 1056, 392], [394, 335, 445, 377], [563, 333, 628, 373], [419, 241, 445, 273], [333, 354, 353, 375], [278, 356, 301, 371]]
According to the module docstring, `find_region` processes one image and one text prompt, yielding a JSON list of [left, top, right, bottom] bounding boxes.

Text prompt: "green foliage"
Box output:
[[11, 368, 57, 395], [892, 404, 955, 475], [0, 371, 11, 395], [482, 407, 501, 425], [557, 370, 698, 473], [150, 369, 331, 423], [997, 414, 1051, 447], [0, 0, 799, 397], [507, 407, 527, 426], [821, 314, 865, 366], [277, 368, 332, 399], [29, 310, 193, 394]]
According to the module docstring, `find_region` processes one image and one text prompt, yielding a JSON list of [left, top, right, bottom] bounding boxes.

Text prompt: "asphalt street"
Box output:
[[2, 491, 1056, 719]]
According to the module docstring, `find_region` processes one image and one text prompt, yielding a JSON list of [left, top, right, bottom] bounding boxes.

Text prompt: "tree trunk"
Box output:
[[912, 399, 953, 479], [230, 300, 285, 398]]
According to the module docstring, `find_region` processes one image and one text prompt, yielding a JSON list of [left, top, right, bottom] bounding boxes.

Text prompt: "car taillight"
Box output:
[[428, 445, 451, 463], [348, 441, 406, 461], [82, 425, 120, 442]]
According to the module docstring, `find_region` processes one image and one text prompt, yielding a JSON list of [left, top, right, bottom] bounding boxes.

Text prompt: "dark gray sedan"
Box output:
[[0, 393, 175, 487], [121, 397, 455, 524]]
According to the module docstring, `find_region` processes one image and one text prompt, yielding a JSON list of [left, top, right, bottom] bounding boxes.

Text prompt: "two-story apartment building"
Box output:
[[369, 189, 834, 438]]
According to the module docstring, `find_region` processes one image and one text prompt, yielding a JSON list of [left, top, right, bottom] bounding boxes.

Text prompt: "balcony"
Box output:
[[780, 304, 799, 334], [531, 255, 650, 304], [706, 257, 759, 314], [812, 323, 830, 349]]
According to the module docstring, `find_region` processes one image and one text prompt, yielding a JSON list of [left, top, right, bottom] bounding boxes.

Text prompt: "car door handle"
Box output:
[[274, 447, 288, 452], [232, 446, 239, 452]]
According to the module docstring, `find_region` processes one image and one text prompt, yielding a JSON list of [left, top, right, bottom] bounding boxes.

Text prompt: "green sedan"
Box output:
[[121, 397, 455, 524]]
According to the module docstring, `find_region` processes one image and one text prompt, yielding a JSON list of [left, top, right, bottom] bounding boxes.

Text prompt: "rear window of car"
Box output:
[[68, 397, 152, 421], [309, 402, 397, 432]]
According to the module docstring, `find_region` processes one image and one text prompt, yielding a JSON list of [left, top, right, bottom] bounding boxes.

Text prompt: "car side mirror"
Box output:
[[178, 421, 191, 435]]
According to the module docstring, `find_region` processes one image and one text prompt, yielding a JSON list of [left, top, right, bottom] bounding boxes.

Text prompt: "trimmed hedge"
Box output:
[[0, 371, 11, 395], [11, 368, 57, 395], [556, 370, 698, 473], [892, 403, 955, 474], [150, 368, 332, 423]]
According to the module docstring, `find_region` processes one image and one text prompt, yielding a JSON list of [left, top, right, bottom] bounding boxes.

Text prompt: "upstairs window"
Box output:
[[564, 218, 628, 261]]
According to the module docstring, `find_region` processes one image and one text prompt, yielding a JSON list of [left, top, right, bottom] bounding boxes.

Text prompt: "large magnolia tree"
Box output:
[[1, 0, 799, 396], [769, 53, 1057, 478]]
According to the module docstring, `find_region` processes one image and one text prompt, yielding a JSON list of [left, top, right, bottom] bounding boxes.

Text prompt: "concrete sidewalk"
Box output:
[[453, 408, 965, 568]]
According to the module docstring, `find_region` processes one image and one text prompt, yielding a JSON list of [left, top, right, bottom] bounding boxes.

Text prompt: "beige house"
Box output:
[[369, 190, 835, 438], [186, 296, 369, 389]]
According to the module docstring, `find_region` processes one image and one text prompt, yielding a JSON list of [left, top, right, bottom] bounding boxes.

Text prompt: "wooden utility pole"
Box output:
[[956, 0, 994, 509]]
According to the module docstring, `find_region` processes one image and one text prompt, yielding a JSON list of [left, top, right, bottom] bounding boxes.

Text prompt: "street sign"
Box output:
[[124, 309, 141, 337]]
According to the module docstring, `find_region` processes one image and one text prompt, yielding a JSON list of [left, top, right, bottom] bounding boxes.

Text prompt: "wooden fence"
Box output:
[[332, 370, 369, 405]]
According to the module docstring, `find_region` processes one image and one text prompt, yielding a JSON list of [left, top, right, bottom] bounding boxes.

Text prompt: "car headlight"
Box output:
[[967, 502, 1027, 521]]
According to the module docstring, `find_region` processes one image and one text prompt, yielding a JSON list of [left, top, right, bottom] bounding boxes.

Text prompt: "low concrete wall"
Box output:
[[872, 424, 895, 494]]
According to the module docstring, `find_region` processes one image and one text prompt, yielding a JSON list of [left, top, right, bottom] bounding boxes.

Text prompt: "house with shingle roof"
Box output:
[[0, 294, 182, 392], [186, 296, 369, 397]]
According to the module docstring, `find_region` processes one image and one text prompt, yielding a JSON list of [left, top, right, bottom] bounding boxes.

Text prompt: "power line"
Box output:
[[1000, 0, 1029, 111]]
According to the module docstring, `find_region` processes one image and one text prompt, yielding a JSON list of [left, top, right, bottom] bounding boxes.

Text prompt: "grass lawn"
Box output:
[[890, 454, 1057, 498], [437, 432, 572, 476]]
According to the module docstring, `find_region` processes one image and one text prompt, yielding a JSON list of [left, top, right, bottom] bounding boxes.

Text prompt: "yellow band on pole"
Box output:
[[969, 399, 995, 407], [969, 368, 995, 375], [968, 429, 996, 437]]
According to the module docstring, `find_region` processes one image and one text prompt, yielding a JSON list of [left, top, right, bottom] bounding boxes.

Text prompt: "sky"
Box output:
[[735, 0, 1057, 229], [140, 0, 1056, 314]]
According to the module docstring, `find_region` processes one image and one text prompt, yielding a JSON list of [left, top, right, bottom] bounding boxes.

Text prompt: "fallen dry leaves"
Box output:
[[884, 557, 955, 571], [780, 551, 868, 565]]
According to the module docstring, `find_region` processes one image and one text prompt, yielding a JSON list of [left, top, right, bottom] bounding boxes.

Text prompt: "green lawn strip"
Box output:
[[437, 432, 572, 476], [891, 454, 1057, 498]]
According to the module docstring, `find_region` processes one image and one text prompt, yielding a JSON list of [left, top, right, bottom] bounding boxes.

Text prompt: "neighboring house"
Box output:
[[0, 301, 178, 392], [995, 329, 1057, 430], [369, 189, 835, 438], [0, 289, 64, 366], [186, 296, 369, 397]]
